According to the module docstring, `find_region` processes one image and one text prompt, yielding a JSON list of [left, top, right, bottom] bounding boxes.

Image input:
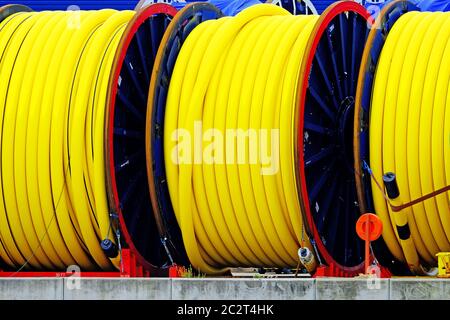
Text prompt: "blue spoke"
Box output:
[[135, 30, 150, 84], [343, 180, 350, 265], [339, 14, 349, 97], [327, 179, 344, 255], [326, 25, 343, 102], [115, 150, 144, 173], [305, 145, 335, 168], [314, 50, 334, 98], [150, 17, 160, 61], [117, 90, 145, 123], [353, 212, 362, 262], [124, 56, 147, 103], [304, 120, 331, 135], [120, 168, 145, 209], [316, 172, 339, 233], [309, 158, 337, 202], [351, 183, 363, 259], [350, 13, 359, 94], [128, 192, 145, 236], [308, 86, 336, 123], [114, 128, 143, 140], [164, 15, 171, 31]]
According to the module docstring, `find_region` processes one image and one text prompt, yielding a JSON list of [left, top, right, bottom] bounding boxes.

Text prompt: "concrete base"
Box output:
[[172, 279, 315, 300], [63, 278, 171, 300], [0, 278, 63, 300], [390, 278, 450, 300], [316, 278, 390, 300], [0, 277, 449, 300]]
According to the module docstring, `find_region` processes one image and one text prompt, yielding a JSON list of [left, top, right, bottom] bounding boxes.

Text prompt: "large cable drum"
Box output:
[[147, 1, 373, 275], [355, 0, 450, 275], [0, 3, 176, 272], [144, 0, 321, 272]]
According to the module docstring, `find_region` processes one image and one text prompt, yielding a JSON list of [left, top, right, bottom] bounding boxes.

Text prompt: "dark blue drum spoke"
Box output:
[[163, 14, 171, 30], [127, 192, 145, 236], [124, 56, 147, 103], [327, 180, 344, 255], [117, 90, 145, 122], [308, 86, 336, 123], [149, 16, 160, 60], [119, 168, 145, 210], [353, 207, 362, 264], [316, 172, 339, 233], [350, 13, 359, 94], [343, 180, 351, 265], [135, 30, 150, 84], [115, 150, 144, 173], [339, 14, 349, 97], [304, 120, 331, 136], [305, 145, 335, 168], [325, 25, 343, 102], [309, 158, 337, 203], [114, 127, 144, 140], [313, 50, 336, 105]]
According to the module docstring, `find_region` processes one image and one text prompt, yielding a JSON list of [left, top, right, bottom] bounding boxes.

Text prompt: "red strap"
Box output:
[[389, 185, 450, 212], [364, 166, 450, 212]]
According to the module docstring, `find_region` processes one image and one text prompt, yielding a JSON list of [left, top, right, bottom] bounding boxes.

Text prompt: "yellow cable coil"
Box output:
[[370, 11, 450, 273], [0, 9, 134, 270], [164, 4, 318, 274]]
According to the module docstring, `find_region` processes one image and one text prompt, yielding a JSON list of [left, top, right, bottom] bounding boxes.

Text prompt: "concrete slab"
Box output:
[[171, 278, 316, 300], [315, 278, 389, 300], [63, 278, 171, 300], [1, 277, 449, 300], [0, 278, 63, 300], [390, 278, 450, 300]]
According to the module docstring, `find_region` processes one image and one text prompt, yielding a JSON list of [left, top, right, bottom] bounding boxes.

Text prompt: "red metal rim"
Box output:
[[296, 1, 372, 275], [106, 3, 177, 272]]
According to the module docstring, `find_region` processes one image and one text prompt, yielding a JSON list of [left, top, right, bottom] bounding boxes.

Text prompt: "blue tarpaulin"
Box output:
[[171, 0, 338, 15], [417, 0, 450, 11], [363, 0, 450, 12], [8, 0, 334, 14], [0, 1, 137, 10], [172, 0, 261, 15], [5, 1, 450, 14]]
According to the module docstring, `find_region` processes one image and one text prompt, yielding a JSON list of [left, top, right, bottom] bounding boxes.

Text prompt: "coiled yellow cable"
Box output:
[[164, 4, 318, 274], [370, 11, 450, 272], [0, 9, 134, 270]]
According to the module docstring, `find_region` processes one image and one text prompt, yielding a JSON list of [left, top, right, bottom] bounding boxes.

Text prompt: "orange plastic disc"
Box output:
[[356, 213, 383, 241]]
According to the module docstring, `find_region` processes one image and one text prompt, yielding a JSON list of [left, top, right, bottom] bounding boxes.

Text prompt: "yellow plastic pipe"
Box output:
[[0, 10, 134, 270], [370, 11, 450, 272]]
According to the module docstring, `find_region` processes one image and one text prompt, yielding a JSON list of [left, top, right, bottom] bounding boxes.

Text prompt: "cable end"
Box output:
[[383, 172, 400, 200]]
